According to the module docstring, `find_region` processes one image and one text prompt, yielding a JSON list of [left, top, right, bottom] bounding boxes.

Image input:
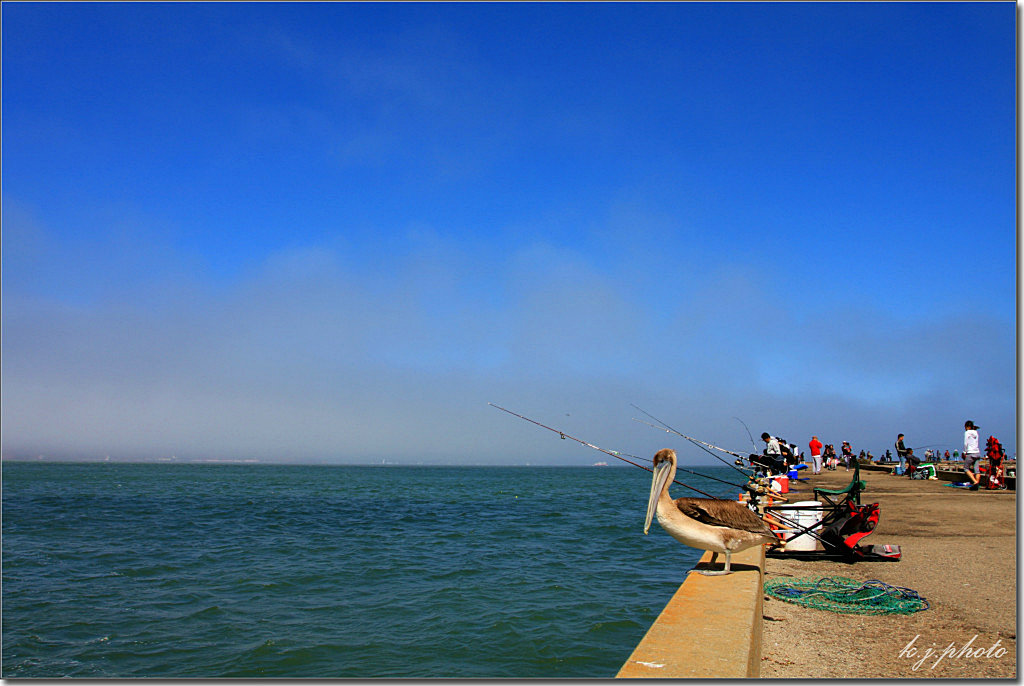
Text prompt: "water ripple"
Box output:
[[2, 462, 731, 677]]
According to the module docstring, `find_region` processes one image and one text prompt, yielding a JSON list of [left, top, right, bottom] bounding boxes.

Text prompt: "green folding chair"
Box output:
[[813, 459, 866, 507]]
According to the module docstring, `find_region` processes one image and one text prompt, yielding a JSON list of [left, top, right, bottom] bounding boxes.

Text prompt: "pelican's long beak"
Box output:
[[644, 460, 672, 535]]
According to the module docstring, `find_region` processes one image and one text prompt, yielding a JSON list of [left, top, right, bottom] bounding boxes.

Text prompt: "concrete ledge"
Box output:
[[617, 545, 765, 678]]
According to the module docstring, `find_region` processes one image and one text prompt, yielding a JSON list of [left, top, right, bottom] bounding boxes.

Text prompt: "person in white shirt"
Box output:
[[963, 420, 981, 490], [758, 432, 785, 474]]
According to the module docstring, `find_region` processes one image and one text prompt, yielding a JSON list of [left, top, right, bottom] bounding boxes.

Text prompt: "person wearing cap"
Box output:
[[963, 420, 982, 490]]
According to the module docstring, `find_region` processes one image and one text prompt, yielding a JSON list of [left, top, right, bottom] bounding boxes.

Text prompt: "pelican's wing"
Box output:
[[674, 498, 776, 537]]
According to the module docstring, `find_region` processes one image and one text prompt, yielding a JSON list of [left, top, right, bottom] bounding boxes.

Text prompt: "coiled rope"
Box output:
[[764, 576, 930, 615]]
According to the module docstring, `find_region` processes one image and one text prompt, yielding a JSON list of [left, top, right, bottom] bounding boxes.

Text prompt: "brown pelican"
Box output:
[[644, 448, 779, 575]]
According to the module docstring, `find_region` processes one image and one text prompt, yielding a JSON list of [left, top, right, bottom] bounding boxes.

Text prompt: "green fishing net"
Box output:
[[764, 576, 930, 615]]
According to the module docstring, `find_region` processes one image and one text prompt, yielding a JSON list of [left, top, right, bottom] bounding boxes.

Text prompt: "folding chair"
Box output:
[[813, 459, 865, 507], [762, 460, 900, 561]]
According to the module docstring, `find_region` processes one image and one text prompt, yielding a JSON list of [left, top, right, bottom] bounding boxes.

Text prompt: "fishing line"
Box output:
[[673, 464, 746, 490], [630, 404, 753, 480], [632, 417, 748, 461], [630, 405, 747, 459], [625, 421, 748, 489], [488, 403, 723, 499], [631, 418, 753, 487], [733, 416, 758, 453]]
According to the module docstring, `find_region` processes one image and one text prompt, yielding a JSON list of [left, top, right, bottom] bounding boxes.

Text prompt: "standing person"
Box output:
[[895, 434, 909, 474], [809, 435, 823, 474], [841, 441, 853, 471], [944, 449, 951, 462], [963, 420, 982, 490]]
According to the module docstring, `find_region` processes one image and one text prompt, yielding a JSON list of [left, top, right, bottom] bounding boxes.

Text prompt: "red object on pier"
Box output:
[[986, 436, 1005, 489]]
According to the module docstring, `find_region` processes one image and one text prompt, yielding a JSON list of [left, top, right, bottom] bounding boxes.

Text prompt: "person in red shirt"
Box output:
[[809, 436, 823, 474]]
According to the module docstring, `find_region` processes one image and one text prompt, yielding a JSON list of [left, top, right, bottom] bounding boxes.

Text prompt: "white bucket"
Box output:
[[779, 500, 822, 551]]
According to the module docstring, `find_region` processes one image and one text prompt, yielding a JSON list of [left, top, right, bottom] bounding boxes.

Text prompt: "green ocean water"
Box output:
[[2, 462, 739, 678]]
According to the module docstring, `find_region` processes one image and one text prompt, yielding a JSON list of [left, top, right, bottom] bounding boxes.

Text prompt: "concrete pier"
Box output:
[[762, 467, 1016, 678], [617, 545, 765, 678], [859, 460, 1016, 489], [617, 464, 1016, 679]]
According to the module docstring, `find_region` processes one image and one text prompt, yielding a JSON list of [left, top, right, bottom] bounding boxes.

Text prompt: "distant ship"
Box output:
[[592, 461, 609, 467]]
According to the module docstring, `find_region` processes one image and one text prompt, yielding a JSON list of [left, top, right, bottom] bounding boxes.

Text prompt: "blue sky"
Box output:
[[2, 2, 1017, 463]]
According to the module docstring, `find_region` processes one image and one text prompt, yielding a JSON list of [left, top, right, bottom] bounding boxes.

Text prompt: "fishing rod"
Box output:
[[632, 417, 755, 477], [630, 406, 747, 460], [630, 408, 799, 507], [632, 417, 749, 461], [631, 414, 791, 506], [605, 420, 748, 490], [618, 419, 749, 490], [488, 403, 724, 499], [630, 404, 753, 480], [733, 416, 758, 453], [670, 464, 747, 491]]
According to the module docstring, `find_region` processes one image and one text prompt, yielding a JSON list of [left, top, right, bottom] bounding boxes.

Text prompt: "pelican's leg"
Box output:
[[696, 551, 732, 576]]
